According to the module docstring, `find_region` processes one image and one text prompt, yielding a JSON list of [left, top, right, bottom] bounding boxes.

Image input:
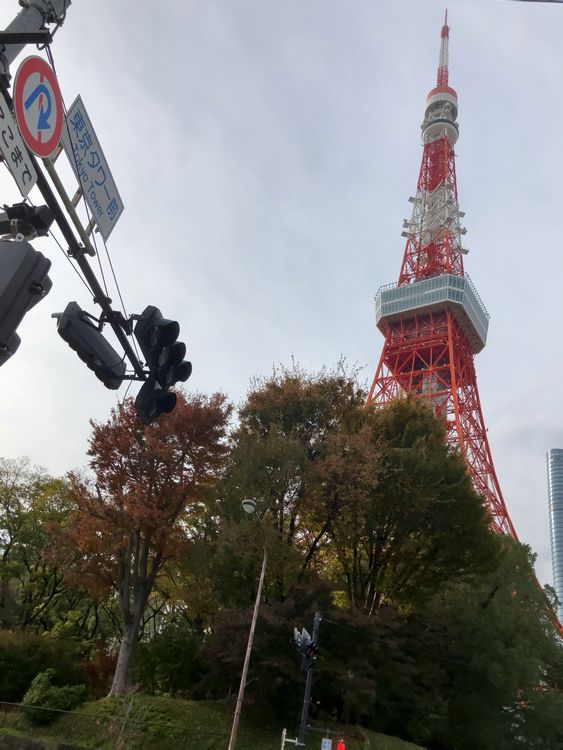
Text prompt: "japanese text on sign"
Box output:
[[0, 90, 37, 197], [61, 95, 124, 241]]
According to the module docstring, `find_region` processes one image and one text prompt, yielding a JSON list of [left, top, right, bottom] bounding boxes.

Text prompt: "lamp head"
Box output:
[[241, 499, 257, 515]]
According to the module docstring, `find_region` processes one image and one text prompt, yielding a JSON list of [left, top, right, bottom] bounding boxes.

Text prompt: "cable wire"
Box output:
[[17, 190, 95, 295], [99, 231, 141, 361], [45, 44, 109, 302], [121, 379, 133, 401], [47, 225, 94, 296], [44, 45, 142, 367]]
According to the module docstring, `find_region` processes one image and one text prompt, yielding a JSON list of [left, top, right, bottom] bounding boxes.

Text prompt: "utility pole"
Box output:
[[298, 611, 322, 747], [227, 502, 268, 750], [0, 2, 193, 420], [0, 1, 71, 77], [0, 1, 144, 378]]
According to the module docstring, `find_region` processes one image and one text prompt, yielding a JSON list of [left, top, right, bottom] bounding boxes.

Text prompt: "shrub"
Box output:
[[0, 629, 83, 702], [134, 623, 204, 696], [22, 669, 87, 725]]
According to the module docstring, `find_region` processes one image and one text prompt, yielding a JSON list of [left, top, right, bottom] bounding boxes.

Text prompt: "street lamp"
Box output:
[[227, 499, 268, 750]]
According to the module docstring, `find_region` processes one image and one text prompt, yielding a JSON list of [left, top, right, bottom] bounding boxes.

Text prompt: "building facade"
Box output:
[[547, 449, 563, 621]]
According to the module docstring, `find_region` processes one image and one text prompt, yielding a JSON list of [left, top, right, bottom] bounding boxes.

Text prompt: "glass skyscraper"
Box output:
[[547, 448, 563, 621]]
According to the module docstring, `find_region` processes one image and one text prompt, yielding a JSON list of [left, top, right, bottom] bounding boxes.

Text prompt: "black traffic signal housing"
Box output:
[[133, 305, 192, 424], [0, 203, 54, 239], [0, 238, 51, 366], [301, 641, 319, 671], [134, 377, 177, 425], [53, 301, 126, 389], [293, 627, 320, 671]]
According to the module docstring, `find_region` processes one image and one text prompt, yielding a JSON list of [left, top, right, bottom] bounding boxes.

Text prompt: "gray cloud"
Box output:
[[0, 0, 560, 585]]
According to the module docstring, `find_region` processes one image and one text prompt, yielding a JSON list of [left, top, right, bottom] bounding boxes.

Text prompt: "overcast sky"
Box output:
[[0, 0, 562, 584]]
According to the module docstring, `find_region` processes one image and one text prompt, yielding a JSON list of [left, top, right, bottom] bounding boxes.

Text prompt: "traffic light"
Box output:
[[0, 238, 51, 367], [293, 627, 319, 671], [53, 301, 126, 389], [0, 203, 54, 239], [134, 377, 177, 425], [133, 305, 192, 424], [303, 641, 320, 670]]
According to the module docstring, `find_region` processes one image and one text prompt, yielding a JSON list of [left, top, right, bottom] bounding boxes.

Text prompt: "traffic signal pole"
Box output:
[[29, 149, 146, 379], [298, 611, 322, 747], [0, 0, 146, 381], [0, 3, 195, 421], [0, 0, 70, 75]]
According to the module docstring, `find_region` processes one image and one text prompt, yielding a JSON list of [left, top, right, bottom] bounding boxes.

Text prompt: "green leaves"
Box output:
[[413, 539, 563, 748], [318, 396, 498, 612], [1, 363, 561, 746], [22, 668, 87, 725]]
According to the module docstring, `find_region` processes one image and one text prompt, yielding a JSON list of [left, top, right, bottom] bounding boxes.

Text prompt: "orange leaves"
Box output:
[[53, 390, 231, 608]]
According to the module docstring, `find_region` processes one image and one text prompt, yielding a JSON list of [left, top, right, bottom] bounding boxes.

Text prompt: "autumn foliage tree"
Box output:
[[58, 391, 231, 695]]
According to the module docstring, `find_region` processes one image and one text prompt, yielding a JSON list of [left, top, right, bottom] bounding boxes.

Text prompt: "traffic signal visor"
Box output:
[[53, 301, 126, 390]]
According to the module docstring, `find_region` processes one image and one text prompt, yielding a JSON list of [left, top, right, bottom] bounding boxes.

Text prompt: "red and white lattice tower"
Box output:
[[367, 12, 517, 538]]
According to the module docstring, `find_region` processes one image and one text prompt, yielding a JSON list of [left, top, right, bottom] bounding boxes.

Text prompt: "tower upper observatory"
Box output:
[[422, 10, 459, 145]]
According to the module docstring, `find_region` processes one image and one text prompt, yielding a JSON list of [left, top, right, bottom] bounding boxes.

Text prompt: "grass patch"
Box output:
[[0, 696, 425, 750]]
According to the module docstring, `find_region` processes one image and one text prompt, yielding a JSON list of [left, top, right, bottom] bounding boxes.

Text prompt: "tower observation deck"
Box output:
[[367, 12, 517, 539]]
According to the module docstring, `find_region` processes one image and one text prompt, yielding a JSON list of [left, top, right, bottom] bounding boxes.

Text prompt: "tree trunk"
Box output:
[[109, 621, 138, 696]]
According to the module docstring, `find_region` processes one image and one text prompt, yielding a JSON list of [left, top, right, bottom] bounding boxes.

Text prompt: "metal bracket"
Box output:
[[0, 30, 52, 45], [100, 310, 133, 336]]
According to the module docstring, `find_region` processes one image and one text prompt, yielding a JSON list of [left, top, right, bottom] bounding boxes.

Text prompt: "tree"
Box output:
[[228, 370, 498, 615], [0, 458, 88, 633], [196, 578, 420, 727], [0, 457, 46, 625], [323, 396, 500, 613], [222, 364, 366, 599], [410, 540, 563, 749], [203, 371, 504, 732], [57, 391, 231, 695]]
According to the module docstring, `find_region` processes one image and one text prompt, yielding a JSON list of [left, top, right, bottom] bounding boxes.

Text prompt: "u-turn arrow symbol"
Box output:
[[24, 83, 52, 131]]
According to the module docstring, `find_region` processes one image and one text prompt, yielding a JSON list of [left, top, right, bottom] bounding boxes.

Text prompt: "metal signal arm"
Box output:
[[0, 0, 71, 80], [27, 144, 146, 380]]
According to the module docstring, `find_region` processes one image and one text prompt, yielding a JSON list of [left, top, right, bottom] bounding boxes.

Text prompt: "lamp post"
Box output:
[[227, 499, 268, 750]]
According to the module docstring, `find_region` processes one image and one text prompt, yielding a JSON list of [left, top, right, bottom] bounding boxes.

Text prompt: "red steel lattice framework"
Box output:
[[367, 13, 517, 539]]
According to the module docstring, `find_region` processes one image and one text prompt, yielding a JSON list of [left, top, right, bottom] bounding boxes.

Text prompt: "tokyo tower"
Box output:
[[367, 12, 517, 539]]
